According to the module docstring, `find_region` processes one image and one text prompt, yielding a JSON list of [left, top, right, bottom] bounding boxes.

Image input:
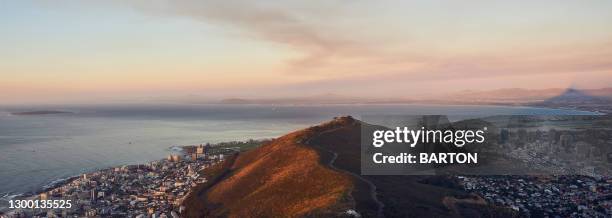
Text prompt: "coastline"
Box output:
[[0, 146, 192, 215], [1, 139, 261, 216]]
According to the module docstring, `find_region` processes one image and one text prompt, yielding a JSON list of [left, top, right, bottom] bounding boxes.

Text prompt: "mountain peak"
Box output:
[[544, 88, 603, 102], [183, 117, 355, 217], [184, 117, 516, 217]]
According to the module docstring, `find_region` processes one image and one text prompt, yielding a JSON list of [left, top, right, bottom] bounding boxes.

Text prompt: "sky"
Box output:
[[1, 0, 611, 104]]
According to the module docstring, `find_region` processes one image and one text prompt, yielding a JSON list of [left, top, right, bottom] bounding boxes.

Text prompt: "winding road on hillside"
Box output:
[[304, 126, 385, 218]]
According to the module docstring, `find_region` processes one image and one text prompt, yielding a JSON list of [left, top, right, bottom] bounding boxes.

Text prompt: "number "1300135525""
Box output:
[[9, 200, 72, 209]]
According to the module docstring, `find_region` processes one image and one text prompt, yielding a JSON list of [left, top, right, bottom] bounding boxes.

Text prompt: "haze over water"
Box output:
[[0, 103, 596, 201]]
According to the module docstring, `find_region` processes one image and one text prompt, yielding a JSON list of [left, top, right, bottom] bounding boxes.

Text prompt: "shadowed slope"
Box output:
[[306, 117, 516, 218]]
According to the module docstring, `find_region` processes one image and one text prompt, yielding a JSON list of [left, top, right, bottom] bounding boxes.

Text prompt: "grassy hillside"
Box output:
[[183, 119, 355, 217], [183, 116, 516, 217]]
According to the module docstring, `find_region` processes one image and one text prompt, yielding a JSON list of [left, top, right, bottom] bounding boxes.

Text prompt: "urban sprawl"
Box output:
[[5, 144, 232, 218]]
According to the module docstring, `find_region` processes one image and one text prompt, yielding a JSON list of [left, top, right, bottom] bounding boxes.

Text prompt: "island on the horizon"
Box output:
[[10, 110, 73, 116]]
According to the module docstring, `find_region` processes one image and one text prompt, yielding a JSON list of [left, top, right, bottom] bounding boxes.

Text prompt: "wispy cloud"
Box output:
[[127, 0, 612, 80], [127, 0, 385, 75]]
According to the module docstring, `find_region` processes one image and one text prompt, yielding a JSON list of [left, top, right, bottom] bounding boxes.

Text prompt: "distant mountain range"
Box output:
[[215, 88, 612, 114], [219, 88, 612, 105], [528, 88, 612, 113], [538, 88, 611, 104], [219, 93, 406, 105], [441, 88, 612, 104]]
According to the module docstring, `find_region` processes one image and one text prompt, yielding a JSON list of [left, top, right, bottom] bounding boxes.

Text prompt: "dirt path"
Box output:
[[304, 127, 385, 218]]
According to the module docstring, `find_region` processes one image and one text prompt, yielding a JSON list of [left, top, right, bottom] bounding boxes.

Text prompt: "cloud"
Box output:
[[127, 0, 381, 75], [124, 0, 612, 87]]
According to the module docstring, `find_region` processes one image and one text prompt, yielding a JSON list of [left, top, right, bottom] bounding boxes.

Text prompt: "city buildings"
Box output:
[[6, 147, 230, 218]]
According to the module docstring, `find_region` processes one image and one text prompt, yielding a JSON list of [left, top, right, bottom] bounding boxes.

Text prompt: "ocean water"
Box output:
[[0, 103, 596, 201]]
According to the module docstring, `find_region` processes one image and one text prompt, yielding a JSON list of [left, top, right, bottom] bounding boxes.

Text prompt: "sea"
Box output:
[[0, 103, 597, 206]]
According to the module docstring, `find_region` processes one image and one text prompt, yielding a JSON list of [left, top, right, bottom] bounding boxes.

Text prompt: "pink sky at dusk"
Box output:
[[1, 0, 611, 104]]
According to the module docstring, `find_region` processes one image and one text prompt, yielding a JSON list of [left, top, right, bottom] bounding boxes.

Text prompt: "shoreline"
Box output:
[[0, 146, 192, 214], [0, 140, 264, 215]]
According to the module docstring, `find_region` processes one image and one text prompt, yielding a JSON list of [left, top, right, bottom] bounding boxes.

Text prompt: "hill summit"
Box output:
[[183, 117, 358, 217], [183, 116, 515, 217]]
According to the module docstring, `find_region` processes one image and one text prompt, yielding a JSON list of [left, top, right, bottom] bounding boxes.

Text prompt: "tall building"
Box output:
[[171, 154, 181, 162], [559, 133, 574, 154], [91, 189, 97, 203], [548, 129, 558, 146], [205, 143, 211, 154], [196, 144, 204, 155], [499, 129, 509, 145], [517, 129, 528, 147]]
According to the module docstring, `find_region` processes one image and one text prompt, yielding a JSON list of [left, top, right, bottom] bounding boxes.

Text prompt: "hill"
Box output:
[[535, 88, 611, 104], [531, 88, 612, 113], [183, 117, 516, 217], [182, 118, 356, 217]]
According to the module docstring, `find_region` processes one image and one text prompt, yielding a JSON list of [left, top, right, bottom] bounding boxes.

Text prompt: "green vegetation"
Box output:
[[214, 139, 272, 151], [182, 139, 272, 155]]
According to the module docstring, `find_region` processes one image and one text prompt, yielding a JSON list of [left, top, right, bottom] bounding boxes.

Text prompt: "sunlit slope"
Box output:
[[184, 118, 355, 217]]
